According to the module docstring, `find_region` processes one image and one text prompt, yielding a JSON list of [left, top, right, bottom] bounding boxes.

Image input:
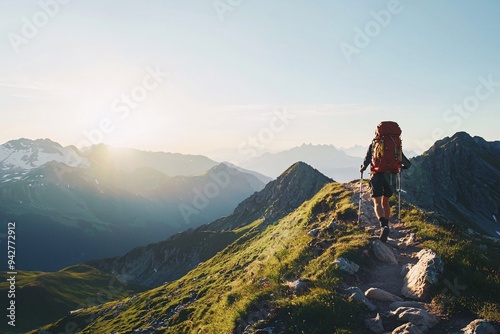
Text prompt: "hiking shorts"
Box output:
[[370, 172, 397, 198]]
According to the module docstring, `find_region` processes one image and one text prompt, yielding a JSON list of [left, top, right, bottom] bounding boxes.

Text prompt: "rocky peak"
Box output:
[[208, 161, 333, 231], [0, 138, 89, 171], [403, 132, 500, 237], [4, 138, 63, 151]]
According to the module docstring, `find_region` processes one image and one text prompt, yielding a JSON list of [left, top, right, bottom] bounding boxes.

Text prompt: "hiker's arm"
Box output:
[[360, 144, 372, 172], [401, 153, 412, 170]]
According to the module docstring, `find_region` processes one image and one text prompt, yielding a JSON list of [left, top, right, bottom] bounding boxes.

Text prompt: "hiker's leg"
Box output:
[[381, 173, 395, 224], [373, 196, 388, 228], [370, 174, 388, 227], [373, 196, 384, 220], [382, 196, 390, 220]]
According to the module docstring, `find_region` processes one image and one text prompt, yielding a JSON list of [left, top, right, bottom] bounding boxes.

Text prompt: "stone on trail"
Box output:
[[459, 319, 497, 334], [390, 306, 439, 332], [364, 313, 384, 334], [372, 240, 398, 264], [344, 287, 377, 311], [389, 301, 426, 311], [365, 287, 403, 302], [400, 264, 413, 277], [391, 322, 424, 334], [401, 249, 444, 300]]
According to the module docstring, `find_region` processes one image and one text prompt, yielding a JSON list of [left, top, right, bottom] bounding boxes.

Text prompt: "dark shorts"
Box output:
[[370, 173, 397, 198]]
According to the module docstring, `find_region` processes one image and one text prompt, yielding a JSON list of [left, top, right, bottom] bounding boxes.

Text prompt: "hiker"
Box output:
[[360, 121, 411, 242]]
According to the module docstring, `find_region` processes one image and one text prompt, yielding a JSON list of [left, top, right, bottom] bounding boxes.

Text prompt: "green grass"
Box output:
[[36, 182, 367, 333], [0, 264, 144, 334], [401, 205, 500, 321], [38, 182, 500, 333]]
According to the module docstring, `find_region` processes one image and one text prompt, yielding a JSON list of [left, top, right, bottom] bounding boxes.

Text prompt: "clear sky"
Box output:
[[1, 0, 499, 158]]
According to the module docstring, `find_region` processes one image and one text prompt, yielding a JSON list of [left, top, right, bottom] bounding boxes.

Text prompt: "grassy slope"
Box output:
[[400, 205, 500, 321], [36, 182, 370, 334], [36, 183, 500, 333], [0, 264, 145, 334]]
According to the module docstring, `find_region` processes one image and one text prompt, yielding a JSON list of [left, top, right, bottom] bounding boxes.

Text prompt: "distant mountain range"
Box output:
[[0, 139, 267, 271], [9, 132, 500, 334], [239, 144, 360, 183], [208, 143, 418, 183], [90, 162, 332, 288]]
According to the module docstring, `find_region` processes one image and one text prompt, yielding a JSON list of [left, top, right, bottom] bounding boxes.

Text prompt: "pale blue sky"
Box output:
[[1, 0, 499, 156]]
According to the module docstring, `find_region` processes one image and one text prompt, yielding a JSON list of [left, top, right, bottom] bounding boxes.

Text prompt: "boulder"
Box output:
[[364, 313, 384, 334], [365, 287, 403, 302], [392, 322, 424, 334], [328, 219, 341, 231], [397, 242, 408, 250], [288, 279, 309, 295], [400, 232, 417, 247], [390, 306, 439, 332], [372, 240, 398, 264], [401, 249, 443, 299], [344, 287, 377, 311], [308, 228, 320, 237], [333, 257, 359, 274], [389, 301, 426, 310], [459, 319, 497, 334], [400, 264, 413, 277]]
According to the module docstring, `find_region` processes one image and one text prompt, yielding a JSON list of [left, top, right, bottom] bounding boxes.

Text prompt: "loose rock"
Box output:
[[390, 306, 439, 332], [372, 240, 398, 264], [389, 301, 426, 310], [392, 322, 424, 334], [328, 219, 341, 231], [288, 279, 309, 295], [401, 249, 443, 300], [344, 287, 377, 311], [400, 264, 412, 277], [364, 313, 384, 334], [333, 257, 359, 274], [308, 228, 320, 237], [365, 287, 403, 302], [459, 319, 497, 334]]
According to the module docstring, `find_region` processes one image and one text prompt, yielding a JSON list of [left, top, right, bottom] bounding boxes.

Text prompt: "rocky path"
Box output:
[[345, 181, 496, 334]]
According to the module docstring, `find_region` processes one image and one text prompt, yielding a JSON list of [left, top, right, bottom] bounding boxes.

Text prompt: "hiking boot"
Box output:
[[380, 226, 390, 242], [379, 217, 389, 228]]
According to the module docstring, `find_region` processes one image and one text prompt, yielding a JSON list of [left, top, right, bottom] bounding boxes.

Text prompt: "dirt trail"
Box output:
[[346, 181, 457, 333]]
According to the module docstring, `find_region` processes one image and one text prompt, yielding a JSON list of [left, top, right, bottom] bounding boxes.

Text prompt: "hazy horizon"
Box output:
[[2, 1, 499, 157]]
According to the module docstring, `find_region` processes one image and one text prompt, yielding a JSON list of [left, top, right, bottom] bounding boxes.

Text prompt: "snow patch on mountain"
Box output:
[[0, 138, 89, 172]]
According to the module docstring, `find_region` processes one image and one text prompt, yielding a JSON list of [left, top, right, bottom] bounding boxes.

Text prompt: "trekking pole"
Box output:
[[398, 170, 402, 223], [357, 167, 363, 226]]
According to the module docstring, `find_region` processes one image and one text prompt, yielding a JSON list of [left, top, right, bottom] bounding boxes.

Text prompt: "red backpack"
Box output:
[[371, 121, 402, 174]]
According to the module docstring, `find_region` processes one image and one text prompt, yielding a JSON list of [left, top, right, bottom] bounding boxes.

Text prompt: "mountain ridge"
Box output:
[[0, 139, 266, 271], [403, 131, 500, 237], [89, 161, 332, 288], [21, 132, 500, 333]]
